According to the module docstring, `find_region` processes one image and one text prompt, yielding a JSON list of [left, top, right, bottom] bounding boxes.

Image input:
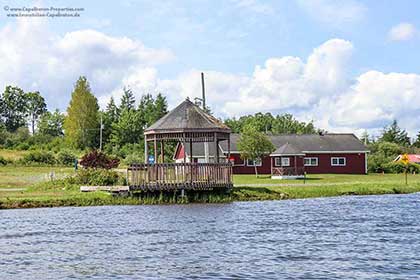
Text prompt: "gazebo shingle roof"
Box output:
[[144, 98, 230, 134]]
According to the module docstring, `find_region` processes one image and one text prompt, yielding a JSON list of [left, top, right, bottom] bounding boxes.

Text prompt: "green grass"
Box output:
[[233, 173, 420, 185], [0, 166, 75, 189], [0, 149, 28, 161], [1, 166, 420, 209]]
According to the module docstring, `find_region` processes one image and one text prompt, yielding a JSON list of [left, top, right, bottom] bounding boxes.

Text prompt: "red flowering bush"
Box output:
[[79, 150, 120, 169]]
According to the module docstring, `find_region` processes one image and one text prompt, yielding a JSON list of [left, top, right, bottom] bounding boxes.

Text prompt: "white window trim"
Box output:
[[304, 157, 318, 166], [331, 157, 346, 166], [247, 158, 262, 167], [281, 157, 290, 167], [274, 157, 281, 167]]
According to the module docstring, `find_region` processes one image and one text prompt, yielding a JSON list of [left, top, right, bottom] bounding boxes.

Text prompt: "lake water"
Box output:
[[1, 194, 420, 279]]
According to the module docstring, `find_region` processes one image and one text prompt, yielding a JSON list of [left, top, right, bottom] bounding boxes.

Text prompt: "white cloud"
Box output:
[[0, 18, 174, 110], [297, 0, 366, 27], [230, 0, 274, 14], [388, 23, 417, 41]]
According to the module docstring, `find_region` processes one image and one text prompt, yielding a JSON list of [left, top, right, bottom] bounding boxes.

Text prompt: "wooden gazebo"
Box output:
[[128, 98, 233, 191]]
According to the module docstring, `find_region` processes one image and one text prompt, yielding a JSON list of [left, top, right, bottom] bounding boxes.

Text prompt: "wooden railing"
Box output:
[[272, 167, 305, 176], [128, 163, 233, 191]]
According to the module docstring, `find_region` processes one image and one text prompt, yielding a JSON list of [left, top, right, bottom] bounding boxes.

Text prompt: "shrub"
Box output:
[[382, 162, 420, 174], [57, 150, 77, 166], [123, 153, 144, 165], [0, 156, 8, 166], [80, 150, 120, 169], [67, 169, 123, 186], [21, 150, 56, 165]]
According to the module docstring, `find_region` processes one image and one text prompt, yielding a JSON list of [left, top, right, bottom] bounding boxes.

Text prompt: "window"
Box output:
[[331, 157, 346, 166], [247, 158, 262, 167], [304, 157, 318, 166], [275, 157, 290, 167]]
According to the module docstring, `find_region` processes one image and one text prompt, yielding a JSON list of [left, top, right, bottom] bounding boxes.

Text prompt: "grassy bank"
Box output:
[[1, 167, 420, 209]]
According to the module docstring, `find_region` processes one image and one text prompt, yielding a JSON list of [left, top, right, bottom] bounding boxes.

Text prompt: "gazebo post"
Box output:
[[153, 138, 158, 163], [228, 137, 231, 162], [214, 132, 219, 163], [144, 139, 148, 164], [189, 138, 193, 163], [161, 141, 165, 163]]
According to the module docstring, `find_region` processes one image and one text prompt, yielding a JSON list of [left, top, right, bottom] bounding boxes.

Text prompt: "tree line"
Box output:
[[0, 76, 168, 163]]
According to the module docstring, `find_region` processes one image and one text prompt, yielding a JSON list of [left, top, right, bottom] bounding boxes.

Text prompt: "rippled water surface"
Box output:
[[1, 194, 420, 279]]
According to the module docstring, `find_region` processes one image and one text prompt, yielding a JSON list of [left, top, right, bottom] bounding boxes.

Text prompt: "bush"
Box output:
[[57, 150, 77, 166], [21, 150, 56, 165], [0, 156, 8, 166], [80, 150, 120, 169], [67, 169, 124, 186], [382, 162, 420, 174], [123, 153, 144, 165]]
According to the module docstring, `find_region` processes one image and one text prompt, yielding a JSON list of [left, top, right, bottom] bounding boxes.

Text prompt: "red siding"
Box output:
[[303, 153, 366, 174], [230, 153, 272, 175], [230, 153, 366, 175]]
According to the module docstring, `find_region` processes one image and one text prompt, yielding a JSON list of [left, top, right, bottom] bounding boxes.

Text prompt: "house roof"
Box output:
[[270, 142, 305, 156], [394, 154, 420, 163], [144, 98, 231, 134], [174, 133, 368, 158], [219, 133, 368, 154]]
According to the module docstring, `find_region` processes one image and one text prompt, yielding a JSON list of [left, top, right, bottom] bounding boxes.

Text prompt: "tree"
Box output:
[[138, 94, 156, 127], [105, 97, 119, 123], [237, 127, 275, 177], [153, 93, 168, 123], [224, 112, 318, 134], [26, 91, 47, 134], [379, 120, 410, 146], [110, 109, 144, 146], [0, 86, 28, 132], [412, 131, 420, 148], [38, 110, 65, 137], [64, 76, 100, 149], [120, 87, 135, 111]]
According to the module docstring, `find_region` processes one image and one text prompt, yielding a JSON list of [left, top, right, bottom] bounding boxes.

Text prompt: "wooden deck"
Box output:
[[128, 162, 233, 191], [272, 167, 305, 177]]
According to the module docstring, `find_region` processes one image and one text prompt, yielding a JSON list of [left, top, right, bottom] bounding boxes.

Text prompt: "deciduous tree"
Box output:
[[26, 91, 47, 134], [64, 76, 99, 149], [237, 127, 275, 177]]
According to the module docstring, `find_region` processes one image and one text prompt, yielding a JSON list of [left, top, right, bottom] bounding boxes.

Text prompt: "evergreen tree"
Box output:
[[379, 120, 410, 146], [64, 76, 100, 149], [37, 109, 65, 137], [120, 87, 135, 111], [26, 91, 47, 134], [0, 86, 28, 132], [138, 94, 156, 127], [106, 97, 119, 123], [110, 109, 144, 146], [412, 131, 420, 148], [153, 93, 168, 123]]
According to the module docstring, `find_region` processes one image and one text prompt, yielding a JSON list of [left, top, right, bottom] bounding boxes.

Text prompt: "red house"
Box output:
[[174, 133, 369, 177]]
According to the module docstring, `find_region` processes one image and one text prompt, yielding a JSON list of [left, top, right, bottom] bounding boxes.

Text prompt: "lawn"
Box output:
[[0, 149, 29, 161], [1, 166, 420, 209], [0, 166, 75, 189], [233, 173, 420, 186]]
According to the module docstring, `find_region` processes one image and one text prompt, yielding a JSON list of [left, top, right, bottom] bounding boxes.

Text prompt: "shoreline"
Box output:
[[2, 183, 420, 210]]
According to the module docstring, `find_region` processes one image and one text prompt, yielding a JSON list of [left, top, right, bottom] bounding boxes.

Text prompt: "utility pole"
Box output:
[[99, 114, 103, 151], [201, 72, 206, 111]]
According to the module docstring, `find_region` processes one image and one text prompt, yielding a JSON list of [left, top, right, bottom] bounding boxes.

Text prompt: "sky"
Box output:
[[1, 0, 420, 138]]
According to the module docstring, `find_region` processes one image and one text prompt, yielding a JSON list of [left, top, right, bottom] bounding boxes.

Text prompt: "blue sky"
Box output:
[[1, 0, 420, 137]]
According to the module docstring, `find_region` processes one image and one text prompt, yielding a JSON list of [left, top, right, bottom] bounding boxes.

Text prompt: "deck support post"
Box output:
[[214, 132, 219, 163]]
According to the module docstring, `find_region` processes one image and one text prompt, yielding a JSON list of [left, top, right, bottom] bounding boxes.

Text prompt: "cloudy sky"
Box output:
[[1, 0, 420, 138]]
